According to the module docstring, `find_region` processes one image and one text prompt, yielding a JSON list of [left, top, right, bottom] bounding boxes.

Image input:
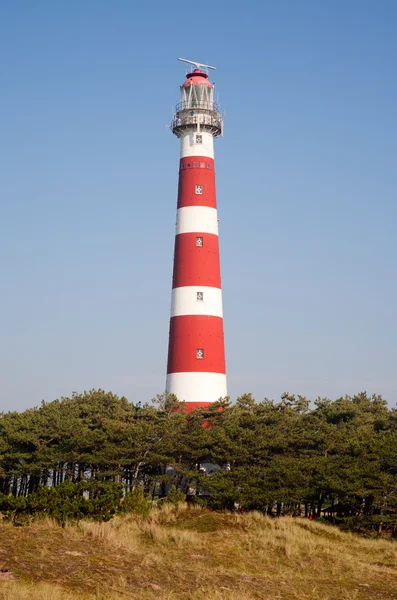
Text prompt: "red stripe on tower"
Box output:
[[166, 59, 227, 412]]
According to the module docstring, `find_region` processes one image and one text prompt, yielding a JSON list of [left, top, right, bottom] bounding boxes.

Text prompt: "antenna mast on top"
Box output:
[[178, 57, 216, 72]]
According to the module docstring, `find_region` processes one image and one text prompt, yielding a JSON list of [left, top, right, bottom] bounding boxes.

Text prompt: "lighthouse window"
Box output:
[[196, 237, 203, 247], [196, 134, 202, 144], [187, 163, 191, 168], [195, 185, 203, 194], [200, 162, 205, 168], [207, 163, 211, 169], [196, 348, 204, 359], [197, 291, 204, 301], [193, 162, 199, 168]]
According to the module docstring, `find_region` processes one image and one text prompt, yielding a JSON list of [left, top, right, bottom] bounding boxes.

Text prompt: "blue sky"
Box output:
[[1, 1, 396, 412]]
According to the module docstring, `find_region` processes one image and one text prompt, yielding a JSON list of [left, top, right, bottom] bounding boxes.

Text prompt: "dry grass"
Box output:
[[1, 506, 397, 599], [0, 582, 93, 599]]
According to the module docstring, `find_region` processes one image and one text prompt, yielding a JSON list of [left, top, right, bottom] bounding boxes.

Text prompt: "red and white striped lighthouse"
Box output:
[[166, 58, 227, 412]]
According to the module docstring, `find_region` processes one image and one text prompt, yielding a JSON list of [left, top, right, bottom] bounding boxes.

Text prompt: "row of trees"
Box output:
[[1, 390, 397, 530]]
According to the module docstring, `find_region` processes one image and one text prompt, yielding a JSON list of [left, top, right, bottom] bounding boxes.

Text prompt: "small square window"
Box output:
[[193, 162, 198, 168], [181, 164, 185, 169], [196, 237, 203, 247], [200, 162, 205, 168], [196, 134, 203, 144], [207, 163, 211, 168], [187, 163, 191, 168], [196, 348, 204, 359], [197, 291, 204, 301], [195, 185, 203, 194]]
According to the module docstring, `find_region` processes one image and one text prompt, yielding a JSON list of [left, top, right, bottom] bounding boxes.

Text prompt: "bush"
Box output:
[[0, 481, 124, 525], [165, 485, 186, 507], [121, 487, 152, 517]]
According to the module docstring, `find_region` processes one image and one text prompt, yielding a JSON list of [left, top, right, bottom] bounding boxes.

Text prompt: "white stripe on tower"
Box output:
[[176, 206, 218, 236], [167, 64, 227, 412], [180, 131, 214, 159], [166, 372, 227, 406], [170, 287, 223, 318]]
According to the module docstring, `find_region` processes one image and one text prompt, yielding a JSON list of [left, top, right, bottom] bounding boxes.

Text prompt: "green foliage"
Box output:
[[0, 480, 124, 525], [165, 485, 186, 506], [122, 487, 152, 517], [1, 389, 397, 534]]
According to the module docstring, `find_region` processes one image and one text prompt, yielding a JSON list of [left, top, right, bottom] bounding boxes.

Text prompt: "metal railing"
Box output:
[[175, 100, 221, 113], [171, 112, 223, 137]]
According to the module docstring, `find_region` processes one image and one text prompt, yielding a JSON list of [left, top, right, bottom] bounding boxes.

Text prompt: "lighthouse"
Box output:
[[166, 58, 227, 411]]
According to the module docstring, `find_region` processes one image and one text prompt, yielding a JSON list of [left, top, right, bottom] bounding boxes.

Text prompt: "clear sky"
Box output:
[[1, 1, 396, 412]]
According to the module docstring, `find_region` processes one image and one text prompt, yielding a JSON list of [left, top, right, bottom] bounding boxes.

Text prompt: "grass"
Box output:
[[1, 505, 397, 599]]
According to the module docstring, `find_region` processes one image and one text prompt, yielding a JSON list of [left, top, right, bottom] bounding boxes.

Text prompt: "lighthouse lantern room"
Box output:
[[166, 59, 227, 411]]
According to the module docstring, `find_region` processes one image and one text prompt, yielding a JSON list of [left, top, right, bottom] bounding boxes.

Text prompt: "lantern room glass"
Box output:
[[181, 85, 214, 110]]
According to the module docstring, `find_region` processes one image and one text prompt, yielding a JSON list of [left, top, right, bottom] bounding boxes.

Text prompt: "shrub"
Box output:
[[121, 487, 152, 517], [0, 481, 124, 525], [165, 485, 186, 507]]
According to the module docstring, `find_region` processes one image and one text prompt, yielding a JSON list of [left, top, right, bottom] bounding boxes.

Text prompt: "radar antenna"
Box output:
[[178, 58, 216, 71]]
